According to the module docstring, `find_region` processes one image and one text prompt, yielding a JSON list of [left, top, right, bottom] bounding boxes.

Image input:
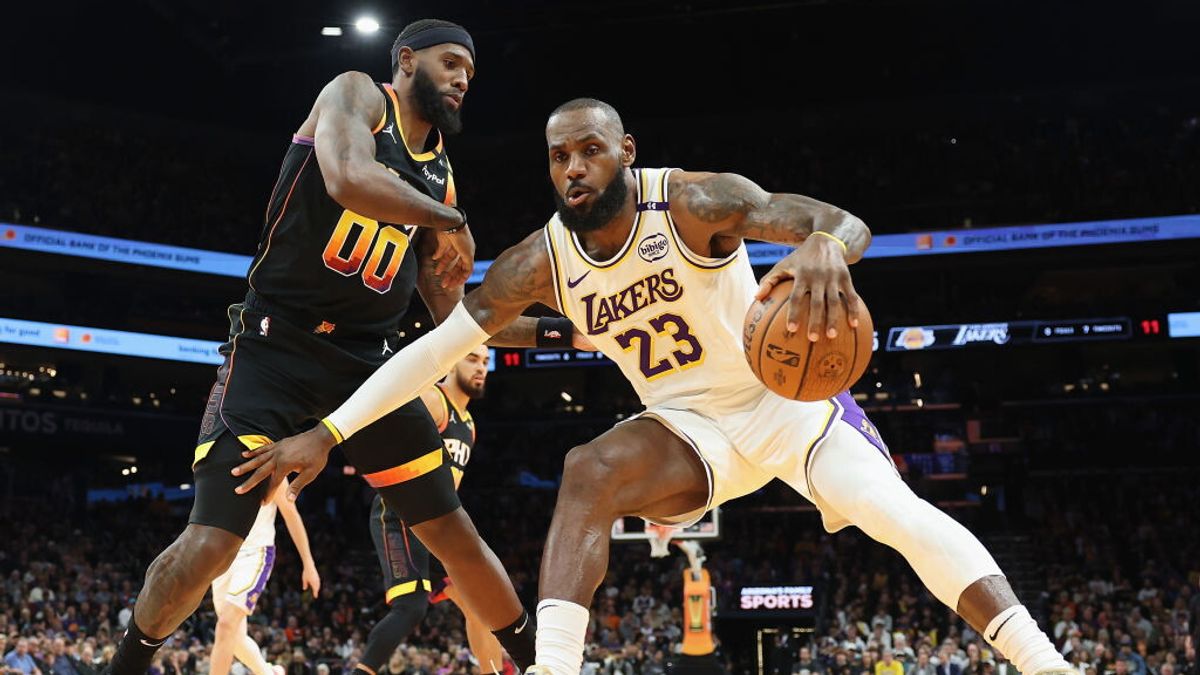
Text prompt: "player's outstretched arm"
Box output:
[[273, 479, 321, 598], [311, 72, 464, 233], [669, 171, 871, 341], [231, 231, 555, 500], [415, 228, 587, 348]]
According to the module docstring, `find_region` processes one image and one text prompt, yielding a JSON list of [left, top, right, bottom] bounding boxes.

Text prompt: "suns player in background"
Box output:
[[357, 347, 506, 675], [105, 19, 569, 675], [235, 98, 1074, 675], [210, 478, 320, 675]]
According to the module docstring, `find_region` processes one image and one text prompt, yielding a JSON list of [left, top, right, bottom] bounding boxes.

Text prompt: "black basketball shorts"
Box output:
[[188, 302, 459, 538]]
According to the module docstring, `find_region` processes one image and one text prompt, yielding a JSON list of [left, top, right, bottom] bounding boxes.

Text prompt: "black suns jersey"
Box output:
[[434, 384, 475, 488], [246, 82, 456, 337]]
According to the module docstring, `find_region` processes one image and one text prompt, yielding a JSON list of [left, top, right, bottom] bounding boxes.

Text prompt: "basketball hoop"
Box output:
[[645, 521, 677, 558]]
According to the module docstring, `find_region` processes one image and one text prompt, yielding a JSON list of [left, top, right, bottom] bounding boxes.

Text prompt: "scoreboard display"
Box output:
[[493, 312, 1194, 370]]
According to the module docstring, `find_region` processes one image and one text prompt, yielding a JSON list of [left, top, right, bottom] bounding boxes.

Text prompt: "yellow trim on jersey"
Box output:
[[567, 169, 647, 271], [229, 547, 270, 596], [543, 225, 574, 323], [193, 441, 216, 467], [433, 385, 452, 433], [384, 84, 440, 162], [451, 466, 464, 490], [320, 417, 345, 444], [370, 101, 387, 135], [661, 169, 741, 271], [440, 386, 471, 422], [385, 579, 433, 603]]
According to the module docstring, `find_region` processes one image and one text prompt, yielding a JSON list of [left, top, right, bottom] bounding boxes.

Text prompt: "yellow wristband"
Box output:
[[320, 417, 345, 445], [811, 230, 848, 254]]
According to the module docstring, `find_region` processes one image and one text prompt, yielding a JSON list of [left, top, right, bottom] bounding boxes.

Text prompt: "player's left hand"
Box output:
[[754, 232, 864, 341], [431, 225, 475, 288], [232, 425, 337, 502], [301, 565, 321, 599]]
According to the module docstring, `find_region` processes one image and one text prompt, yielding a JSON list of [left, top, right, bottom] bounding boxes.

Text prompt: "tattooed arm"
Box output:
[[307, 72, 464, 232], [468, 231, 563, 346], [414, 229, 551, 347], [231, 230, 560, 499], [307, 72, 472, 285], [669, 171, 871, 340], [668, 171, 870, 261]]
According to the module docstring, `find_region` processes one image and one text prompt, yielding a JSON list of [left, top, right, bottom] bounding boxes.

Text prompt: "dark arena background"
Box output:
[[2, 1, 1199, 675]]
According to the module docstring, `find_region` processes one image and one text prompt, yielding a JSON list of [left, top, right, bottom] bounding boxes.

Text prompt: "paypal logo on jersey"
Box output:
[[421, 165, 446, 186], [637, 233, 670, 263]]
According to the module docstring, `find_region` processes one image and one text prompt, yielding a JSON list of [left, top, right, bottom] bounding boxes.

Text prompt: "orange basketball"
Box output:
[[742, 279, 874, 401]]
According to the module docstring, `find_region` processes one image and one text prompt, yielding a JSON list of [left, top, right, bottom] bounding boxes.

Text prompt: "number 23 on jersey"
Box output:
[[322, 209, 410, 294], [614, 312, 704, 380]]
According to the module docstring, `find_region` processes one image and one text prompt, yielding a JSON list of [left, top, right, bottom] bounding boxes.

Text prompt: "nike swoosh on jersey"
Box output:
[[514, 614, 530, 634], [566, 271, 590, 288]]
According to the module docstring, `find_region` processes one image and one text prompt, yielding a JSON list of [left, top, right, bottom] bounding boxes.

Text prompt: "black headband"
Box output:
[[392, 25, 476, 72]]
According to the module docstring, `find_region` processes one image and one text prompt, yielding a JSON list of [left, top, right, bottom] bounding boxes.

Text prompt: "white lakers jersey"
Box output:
[[242, 500, 278, 550], [544, 167, 765, 416]]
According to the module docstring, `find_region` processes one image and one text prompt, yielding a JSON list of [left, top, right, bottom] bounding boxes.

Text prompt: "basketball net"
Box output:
[[645, 521, 678, 558], [676, 540, 706, 576]]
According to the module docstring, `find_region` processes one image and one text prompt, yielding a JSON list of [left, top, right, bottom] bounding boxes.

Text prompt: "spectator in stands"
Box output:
[[908, 647, 934, 675], [877, 649, 904, 675], [4, 639, 40, 675], [935, 645, 962, 675], [795, 646, 824, 675]]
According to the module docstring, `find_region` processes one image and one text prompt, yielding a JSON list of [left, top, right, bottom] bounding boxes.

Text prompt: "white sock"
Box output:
[[984, 605, 1070, 674], [535, 599, 589, 675]]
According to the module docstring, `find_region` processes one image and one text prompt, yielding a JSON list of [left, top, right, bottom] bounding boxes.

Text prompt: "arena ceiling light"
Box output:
[[355, 17, 380, 34], [321, 26, 343, 36]]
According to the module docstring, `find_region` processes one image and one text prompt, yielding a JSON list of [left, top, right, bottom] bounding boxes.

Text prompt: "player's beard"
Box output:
[[411, 66, 463, 136], [553, 169, 628, 233], [458, 372, 486, 400]]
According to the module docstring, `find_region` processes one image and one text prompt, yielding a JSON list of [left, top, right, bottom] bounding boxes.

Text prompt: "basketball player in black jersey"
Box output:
[[107, 20, 576, 675], [358, 346, 507, 675]]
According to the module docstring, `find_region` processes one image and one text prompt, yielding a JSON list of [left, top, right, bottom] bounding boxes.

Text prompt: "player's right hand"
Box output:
[[754, 233, 864, 341], [232, 425, 337, 502], [432, 225, 475, 288]]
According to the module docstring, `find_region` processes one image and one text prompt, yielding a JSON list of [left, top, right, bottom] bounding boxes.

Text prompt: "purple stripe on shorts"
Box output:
[[244, 546, 276, 612], [834, 391, 890, 457], [292, 134, 315, 146]]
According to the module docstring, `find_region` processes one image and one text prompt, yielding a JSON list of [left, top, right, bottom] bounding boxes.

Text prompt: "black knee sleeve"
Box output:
[[359, 592, 428, 672]]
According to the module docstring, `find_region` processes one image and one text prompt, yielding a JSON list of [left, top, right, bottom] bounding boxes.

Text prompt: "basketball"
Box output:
[[743, 279, 874, 401]]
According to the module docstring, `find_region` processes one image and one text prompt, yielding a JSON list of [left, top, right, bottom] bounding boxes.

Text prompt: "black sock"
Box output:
[[492, 610, 535, 672], [109, 619, 167, 675]]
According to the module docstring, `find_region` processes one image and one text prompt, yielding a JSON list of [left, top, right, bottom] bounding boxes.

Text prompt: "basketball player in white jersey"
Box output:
[[210, 478, 320, 675], [233, 99, 1073, 675]]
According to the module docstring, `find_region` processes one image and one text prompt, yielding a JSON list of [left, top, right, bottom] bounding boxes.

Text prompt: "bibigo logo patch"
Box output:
[[637, 233, 670, 262]]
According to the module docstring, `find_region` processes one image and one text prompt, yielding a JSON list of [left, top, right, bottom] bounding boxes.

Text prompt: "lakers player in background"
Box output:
[[357, 347, 506, 675], [104, 19, 575, 675], [235, 99, 1074, 675], [210, 478, 320, 675]]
